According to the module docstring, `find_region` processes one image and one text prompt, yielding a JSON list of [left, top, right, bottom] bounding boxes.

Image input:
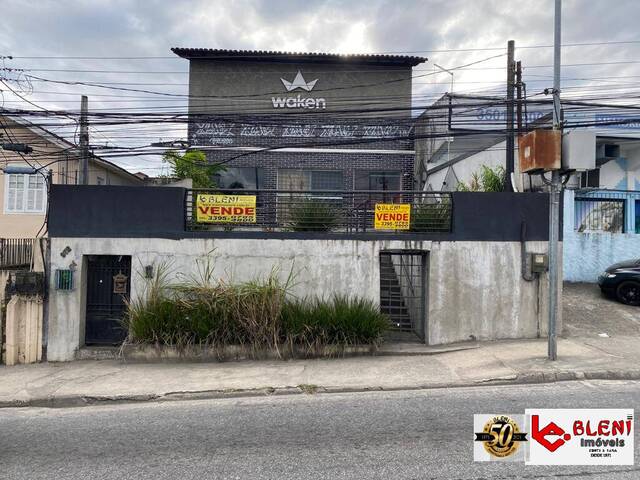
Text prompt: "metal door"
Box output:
[[85, 255, 131, 345], [380, 251, 428, 342]]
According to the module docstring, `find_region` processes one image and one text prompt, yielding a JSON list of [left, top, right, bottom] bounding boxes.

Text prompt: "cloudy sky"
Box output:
[[1, 0, 639, 173]]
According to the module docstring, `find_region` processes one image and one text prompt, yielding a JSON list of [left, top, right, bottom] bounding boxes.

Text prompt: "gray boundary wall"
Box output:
[[47, 237, 557, 361], [45, 186, 558, 361]]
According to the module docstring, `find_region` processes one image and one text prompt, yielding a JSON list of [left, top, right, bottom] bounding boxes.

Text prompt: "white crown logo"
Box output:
[[281, 71, 318, 92]]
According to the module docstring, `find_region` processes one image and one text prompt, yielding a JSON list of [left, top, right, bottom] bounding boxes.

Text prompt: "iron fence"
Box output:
[[185, 189, 453, 234], [574, 189, 640, 233], [0, 238, 34, 269]]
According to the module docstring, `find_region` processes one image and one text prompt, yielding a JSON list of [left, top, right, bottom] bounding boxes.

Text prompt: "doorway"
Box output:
[[85, 255, 131, 345], [380, 250, 428, 342]]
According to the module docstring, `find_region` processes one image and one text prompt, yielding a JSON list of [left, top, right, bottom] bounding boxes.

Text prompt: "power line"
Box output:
[[6, 39, 640, 58]]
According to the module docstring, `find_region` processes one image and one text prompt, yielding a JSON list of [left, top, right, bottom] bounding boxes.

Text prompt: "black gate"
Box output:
[[85, 255, 131, 345], [380, 251, 428, 342]]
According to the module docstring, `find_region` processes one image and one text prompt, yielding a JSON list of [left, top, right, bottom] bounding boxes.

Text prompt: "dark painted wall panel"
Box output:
[[451, 192, 552, 241], [48, 185, 554, 241], [48, 185, 185, 238]]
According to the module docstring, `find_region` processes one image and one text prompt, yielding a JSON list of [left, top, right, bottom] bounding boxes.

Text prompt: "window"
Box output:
[[214, 167, 265, 190], [354, 170, 402, 204], [354, 171, 401, 191], [278, 169, 343, 191], [96, 176, 105, 185], [4, 173, 46, 214]]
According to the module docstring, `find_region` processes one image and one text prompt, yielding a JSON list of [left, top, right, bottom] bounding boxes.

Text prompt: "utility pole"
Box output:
[[79, 95, 89, 185], [548, 0, 562, 361], [516, 61, 523, 133], [505, 40, 515, 191]]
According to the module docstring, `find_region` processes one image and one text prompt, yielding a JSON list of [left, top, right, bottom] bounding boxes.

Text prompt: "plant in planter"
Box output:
[[286, 198, 340, 232], [410, 200, 452, 232]]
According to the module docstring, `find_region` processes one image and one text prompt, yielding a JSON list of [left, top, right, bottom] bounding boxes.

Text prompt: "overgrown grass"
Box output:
[[123, 261, 387, 358], [281, 296, 388, 355]]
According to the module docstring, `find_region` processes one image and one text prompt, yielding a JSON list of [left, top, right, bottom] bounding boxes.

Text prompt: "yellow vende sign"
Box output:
[[374, 203, 411, 230], [196, 194, 257, 223]]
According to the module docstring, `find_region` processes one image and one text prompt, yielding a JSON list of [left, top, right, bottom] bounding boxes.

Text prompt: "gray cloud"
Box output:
[[1, 0, 639, 172]]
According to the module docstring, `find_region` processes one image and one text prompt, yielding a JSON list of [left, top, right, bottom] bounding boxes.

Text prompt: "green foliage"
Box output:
[[162, 150, 223, 189], [457, 165, 506, 192], [286, 198, 340, 232], [410, 201, 452, 232], [124, 261, 387, 358], [281, 296, 388, 350]]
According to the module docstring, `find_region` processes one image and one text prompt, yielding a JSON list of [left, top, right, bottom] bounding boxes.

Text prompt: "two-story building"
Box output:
[[171, 48, 427, 194]]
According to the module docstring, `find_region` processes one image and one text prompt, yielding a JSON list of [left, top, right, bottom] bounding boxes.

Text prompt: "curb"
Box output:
[[2, 368, 640, 409]]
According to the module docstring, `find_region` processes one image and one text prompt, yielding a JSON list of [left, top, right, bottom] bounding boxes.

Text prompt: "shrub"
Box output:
[[281, 295, 388, 352], [124, 263, 388, 358], [457, 165, 506, 192], [286, 198, 340, 232]]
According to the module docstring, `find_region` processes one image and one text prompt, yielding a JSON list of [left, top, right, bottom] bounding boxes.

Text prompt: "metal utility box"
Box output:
[[530, 253, 549, 273], [518, 130, 561, 173], [562, 130, 596, 171]]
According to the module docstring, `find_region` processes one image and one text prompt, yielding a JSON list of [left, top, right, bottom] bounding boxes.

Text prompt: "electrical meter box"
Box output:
[[518, 130, 561, 173], [530, 253, 549, 273], [562, 130, 596, 171]]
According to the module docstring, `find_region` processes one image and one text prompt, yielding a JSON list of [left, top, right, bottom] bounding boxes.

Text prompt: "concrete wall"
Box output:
[[563, 189, 640, 282], [428, 241, 554, 344], [47, 237, 555, 361]]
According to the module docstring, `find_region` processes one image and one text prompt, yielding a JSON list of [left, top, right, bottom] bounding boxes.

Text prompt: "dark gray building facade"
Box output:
[[171, 48, 426, 192]]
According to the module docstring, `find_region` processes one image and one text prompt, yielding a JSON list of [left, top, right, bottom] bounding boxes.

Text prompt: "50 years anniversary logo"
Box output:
[[474, 410, 634, 465]]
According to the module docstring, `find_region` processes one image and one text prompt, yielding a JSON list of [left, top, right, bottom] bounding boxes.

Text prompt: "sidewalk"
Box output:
[[2, 334, 640, 408]]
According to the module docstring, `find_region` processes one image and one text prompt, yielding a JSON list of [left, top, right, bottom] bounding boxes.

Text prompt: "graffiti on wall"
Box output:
[[190, 122, 414, 146]]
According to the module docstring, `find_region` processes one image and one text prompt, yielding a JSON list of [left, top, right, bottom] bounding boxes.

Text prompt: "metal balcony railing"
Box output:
[[185, 189, 453, 234]]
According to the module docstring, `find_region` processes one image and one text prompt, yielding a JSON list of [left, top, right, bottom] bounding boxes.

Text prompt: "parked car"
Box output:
[[598, 259, 640, 306]]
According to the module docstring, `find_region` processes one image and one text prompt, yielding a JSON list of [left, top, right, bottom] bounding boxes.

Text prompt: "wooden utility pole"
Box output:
[[505, 40, 516, 191], [79, 95, 89, 185], [516, 61, 523, 133]]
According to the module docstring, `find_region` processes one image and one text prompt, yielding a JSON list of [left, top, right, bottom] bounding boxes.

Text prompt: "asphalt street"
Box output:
[[1, 380, 639, 479]]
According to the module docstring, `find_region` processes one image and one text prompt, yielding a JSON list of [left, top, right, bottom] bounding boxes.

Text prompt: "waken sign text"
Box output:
[[272, 71, 326, 110]]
